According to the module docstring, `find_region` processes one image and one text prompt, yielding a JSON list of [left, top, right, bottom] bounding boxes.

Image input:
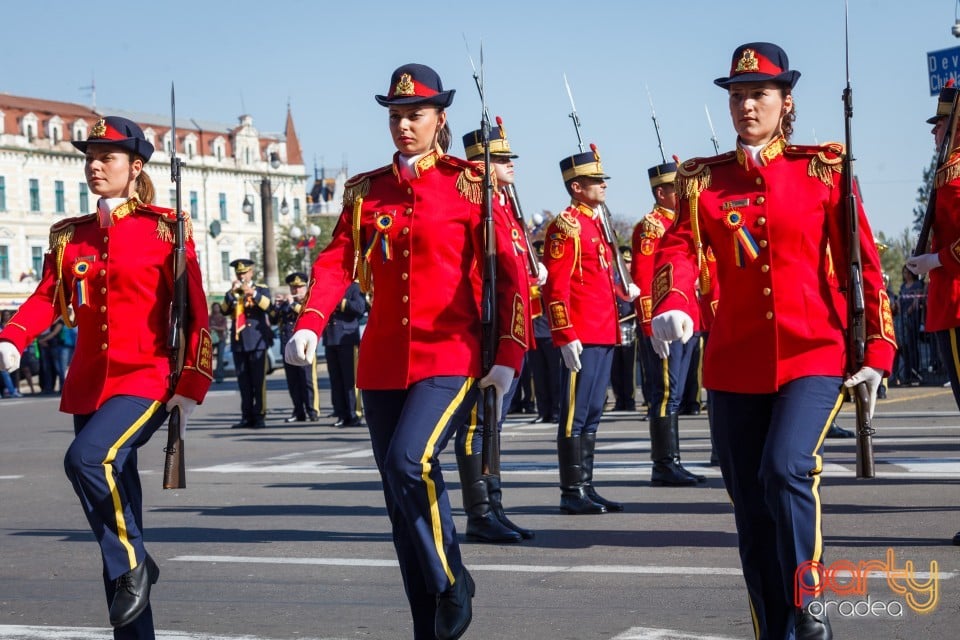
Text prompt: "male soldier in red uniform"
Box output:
[[907, 84, 960, 545], [543, 145, 639, 515], [631, 162, 705, 486]]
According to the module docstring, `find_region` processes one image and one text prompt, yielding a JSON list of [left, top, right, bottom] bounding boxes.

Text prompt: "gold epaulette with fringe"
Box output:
[[554, 208, 581, 238], [936, 151, 960, 189], [640, 213, 666, 238], [140, 203, 195, 243], [342, 165, 391, 208], [48, 214, 94, 253], [441, 155, 497, 205], [786, 142, 845, 188], [675, 152, 735, 200]]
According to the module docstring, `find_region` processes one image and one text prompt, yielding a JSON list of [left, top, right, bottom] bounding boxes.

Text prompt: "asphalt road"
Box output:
[[0, 375, 957, 640]]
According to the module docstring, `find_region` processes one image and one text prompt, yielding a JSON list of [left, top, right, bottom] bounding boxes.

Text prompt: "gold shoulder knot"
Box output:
[[342, 165, 390, 208], [554, 210, 581, 237], [155, 214, 194, 244], [640, 213, 666, 238], [675, 152, 734, 200], [454, 161, 498, 205], [787, 142, 845, 188]]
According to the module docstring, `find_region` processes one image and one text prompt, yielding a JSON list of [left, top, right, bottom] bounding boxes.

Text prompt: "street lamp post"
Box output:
[[242, 152, 289, 290], [290, 223, 321, 273]]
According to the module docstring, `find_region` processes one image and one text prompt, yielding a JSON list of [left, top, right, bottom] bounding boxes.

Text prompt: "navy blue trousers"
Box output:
[[558, 345, 613, 439], [66, 395, 168, 639], [639, 335, 695, 418], [935, 328, 960, 411], [455, 376, 520, 457], [711, 376, 842, 640], [234, 348, 267, 421], [283, 360, 319, 420], [363, 376, 478, 640], [326, 344, 360, 421], [528, 337, 561, 421]]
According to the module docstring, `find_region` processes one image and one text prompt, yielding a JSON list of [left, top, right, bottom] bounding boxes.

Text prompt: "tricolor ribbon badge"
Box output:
[[365, 212, 395, 263], [510, 228, 526, 256], [723, 210, 759, 267], [71, 260, 91, 307]]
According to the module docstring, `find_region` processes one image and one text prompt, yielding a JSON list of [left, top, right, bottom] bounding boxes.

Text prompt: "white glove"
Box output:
[[478, 364, 516, 422], [536, 262, 548, 286], [285, 329, 318, 366], [559, 339, 583, 372], [651, 336, 671, 360], [165, 394, 197, 439], [651, 310, 695, 344], [618, 283, 640, 302], [905, 252, 941, 276], [844, 366, 884, 419], [0, 341, 20, 373]]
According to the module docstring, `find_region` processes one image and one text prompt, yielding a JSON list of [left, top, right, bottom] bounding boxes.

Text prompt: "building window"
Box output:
[[219, 193, 227, 221], [272, 196, 279, 223], [169, 189, 177, 208], [29, 179, 40, 212], [220, 251, 231, 280], [293, 197, 301, 221], [190, 191, 199, 219], [0, 246, 9, 281], [246, 199, 255, 223], [31, 246, 43, 276], [73, 120, 88, 141], [55, 180, 65, 213], [0, 176, 6, 212], [79, 182, 89, 212]]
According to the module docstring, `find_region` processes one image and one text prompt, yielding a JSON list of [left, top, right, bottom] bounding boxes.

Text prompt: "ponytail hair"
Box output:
[[437, 117, 452, 155], [136, 169, 155, 204]]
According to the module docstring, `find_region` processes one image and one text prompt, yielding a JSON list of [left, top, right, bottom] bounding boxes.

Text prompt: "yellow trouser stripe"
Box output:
[[808, 392, 843, 592], [310, 358, 320, 413], [657, 355, 670, 416], [102, 400, 162, 569], [421, 377, 473, 584], [949, 329, 960, 380], [353, 345, 362, 417], [260, 353, 269, 415], [563, 369, 578, 438], [465, 403, 479, 456]]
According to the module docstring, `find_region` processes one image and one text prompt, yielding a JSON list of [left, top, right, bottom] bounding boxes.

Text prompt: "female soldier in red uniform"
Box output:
[[907, 84, 960, 546], [651, 43, 894, 640], [0, 116, 212, 638], [284, 63, 526, 640]]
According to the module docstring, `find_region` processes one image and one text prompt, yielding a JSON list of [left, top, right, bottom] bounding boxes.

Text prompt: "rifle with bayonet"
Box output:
[[163, 83, 187, 489], [915, 87, 960, 256], [563, 74, 633, 297], [705, 105, 721, 155], [841, 3, 875, 479], [646, 86, 667, 164]]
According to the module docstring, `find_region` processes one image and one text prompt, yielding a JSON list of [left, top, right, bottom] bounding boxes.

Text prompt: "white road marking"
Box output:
[[0, 626, 336, 640], [0, 475, 23, 480], [612, 628, 742, 640]]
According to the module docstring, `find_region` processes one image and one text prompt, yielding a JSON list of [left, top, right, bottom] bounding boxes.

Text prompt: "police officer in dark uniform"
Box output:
[[223, 258, 274, 429], [611, 246, 638, 411], [323, 281, 367, 427], [275, 272, 320, 423]]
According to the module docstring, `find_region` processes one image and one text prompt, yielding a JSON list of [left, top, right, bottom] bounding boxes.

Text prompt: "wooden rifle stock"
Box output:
[[163, 407, 186, 489]]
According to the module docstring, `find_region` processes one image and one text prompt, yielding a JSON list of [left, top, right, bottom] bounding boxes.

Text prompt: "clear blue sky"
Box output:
[[4, 0, 958, 238]]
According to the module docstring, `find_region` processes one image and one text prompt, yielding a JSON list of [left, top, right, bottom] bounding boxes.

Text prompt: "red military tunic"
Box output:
[[295, 151, 527, 389], [0, 199, 213, 413], [651, 138, 896, 393], [542, 202, 620, 347], [631, 204, 692, 338], [925, 149, 960, 332], [500, 191, 536, 346]]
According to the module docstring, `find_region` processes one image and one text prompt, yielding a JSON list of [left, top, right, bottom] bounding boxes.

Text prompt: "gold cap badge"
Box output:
[[90, 118, 106, 138], [735, 49, 759, 73], [395, 73, 415, 97]]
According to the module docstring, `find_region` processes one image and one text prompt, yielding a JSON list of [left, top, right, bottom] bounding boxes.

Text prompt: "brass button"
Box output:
[[99, 305, 106, 313], [100, 343, 108, 350], [402, 295, 409, 303], [761, 264, 770, 272], [405, 207, 413, 214], [401, 273, 409, 280], [758, 240, 768, 248], [402, 227, 410, 235], [406, 188, 412, 194], [765, 311, 773, 320], [403, 249, 410, 257], [401, 317, 409, 326], [763, 288, 771, 296], [755, 177, 762, 185], [100, 324, 107, 331], [100, 287, 107, 294], [99, 269, 106, 276], [757, 217, 766, 226], [101, 252, 108, 259], [103, 236, 109, 243], [756, 196, 765, 204]]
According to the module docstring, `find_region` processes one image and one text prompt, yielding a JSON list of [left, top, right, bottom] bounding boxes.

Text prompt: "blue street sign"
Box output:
[[928, 46, 960, 95]]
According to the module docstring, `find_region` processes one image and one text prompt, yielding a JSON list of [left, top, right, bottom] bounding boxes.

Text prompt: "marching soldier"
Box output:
[[454, 120, 539, 543], [284, 63, 526, 640], [275, 272, 319, 423], [323, 281, 366, 427], [0, 116, 212, 637], [223, 258, 274, 429], [631, 162, 704, 486], [651, 42, 894, 639], [528, 240, 562, 424], [907, 83, 960, 546], [610, 246, 638, 411], [542, 145, 639, 515]]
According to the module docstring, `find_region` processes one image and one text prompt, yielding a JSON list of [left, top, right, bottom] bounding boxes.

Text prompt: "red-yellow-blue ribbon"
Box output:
[[723, 210, 759, 267], [510, 228, 526, 256], [71, 260, 90, 306], [365, 213, 394, 263]]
